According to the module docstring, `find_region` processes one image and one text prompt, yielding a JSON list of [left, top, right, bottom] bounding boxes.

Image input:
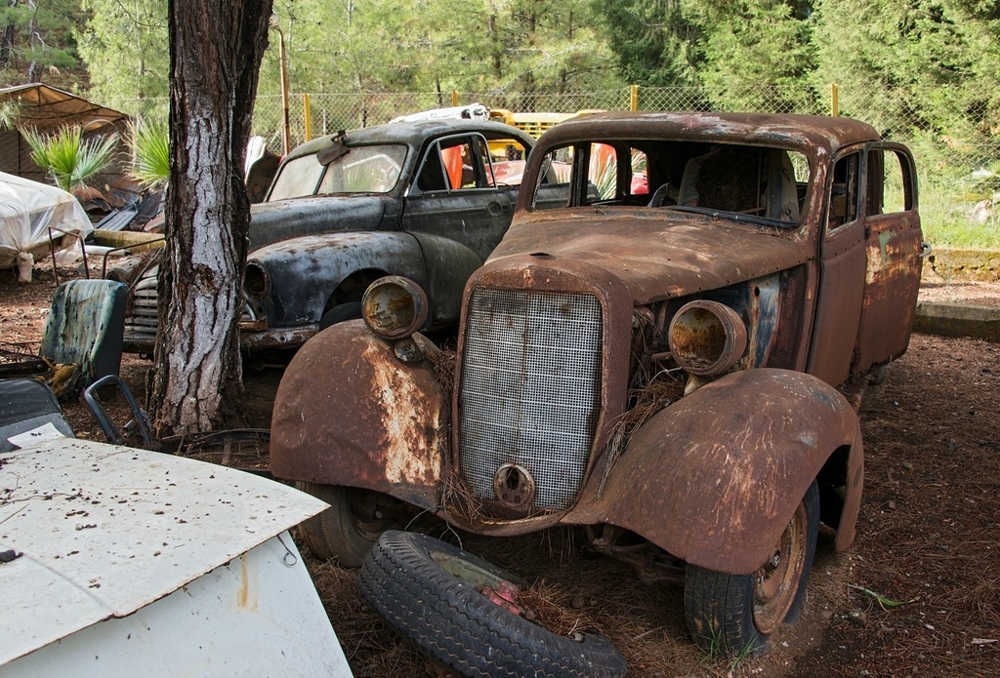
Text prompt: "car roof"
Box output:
[[535, 111, 881, 156], [284, 119, 534, 161]]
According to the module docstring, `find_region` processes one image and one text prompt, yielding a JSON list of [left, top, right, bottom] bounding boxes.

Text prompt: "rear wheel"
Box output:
[[295, 483, 401, 567], [684, 481, 819, 655]]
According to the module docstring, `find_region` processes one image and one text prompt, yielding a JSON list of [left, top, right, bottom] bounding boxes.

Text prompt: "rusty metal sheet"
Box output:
[[567, 368, 863, 575], [270, 320, 445, 509], [855, 216, 924, 370], [490, 214, 814, 306]]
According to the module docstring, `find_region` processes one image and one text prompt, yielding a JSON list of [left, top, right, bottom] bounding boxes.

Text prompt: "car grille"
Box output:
[[123, 275, 159, 348], [458, 287, 603, 510]]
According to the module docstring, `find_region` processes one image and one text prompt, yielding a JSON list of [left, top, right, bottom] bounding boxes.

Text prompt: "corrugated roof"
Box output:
[[0, 84, 130, 132]]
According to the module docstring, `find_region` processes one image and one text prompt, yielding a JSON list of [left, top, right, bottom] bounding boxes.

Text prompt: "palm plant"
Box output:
[[0, 101, 21, 130], [22, 124, 119, 193], [128, 118, 170, 188]]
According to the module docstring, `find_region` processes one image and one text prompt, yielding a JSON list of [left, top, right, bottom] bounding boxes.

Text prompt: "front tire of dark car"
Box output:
[[318, 302, 362, 330], [684, 480, 820, 655], [295, 483, 402, 567]]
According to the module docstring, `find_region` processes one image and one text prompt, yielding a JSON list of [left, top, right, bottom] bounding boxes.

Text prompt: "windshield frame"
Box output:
[[266, 142, 409, 202]]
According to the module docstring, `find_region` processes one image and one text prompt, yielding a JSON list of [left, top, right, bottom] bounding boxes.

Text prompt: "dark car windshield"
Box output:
[[268, 143, 408, 201], [531, 140, 810, 229]]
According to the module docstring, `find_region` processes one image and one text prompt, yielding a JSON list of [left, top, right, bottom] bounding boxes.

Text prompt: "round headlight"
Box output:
[[362, 276, 428, 340], [244, 261, 270, 299], [668, 300, 748, 376]]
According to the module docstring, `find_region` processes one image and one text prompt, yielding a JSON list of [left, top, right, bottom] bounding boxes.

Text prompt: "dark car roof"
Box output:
[[536, 111, 881, 156], [284, 119, 535, 161]]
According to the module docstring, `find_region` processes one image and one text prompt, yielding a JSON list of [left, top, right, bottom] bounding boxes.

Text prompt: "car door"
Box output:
[[402, 133, 517, 261], [806, 147, 867, 387], [852, 143, 923, 371], [401, 133, 521, 325]]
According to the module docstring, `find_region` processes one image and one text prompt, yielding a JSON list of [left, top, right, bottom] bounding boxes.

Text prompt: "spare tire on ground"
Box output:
[[359, 530, 628, 678]]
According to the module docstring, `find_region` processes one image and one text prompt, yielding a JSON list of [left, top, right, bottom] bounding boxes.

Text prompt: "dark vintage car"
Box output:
[[270, 112, 926, 655], [111, 119, 536, 353]]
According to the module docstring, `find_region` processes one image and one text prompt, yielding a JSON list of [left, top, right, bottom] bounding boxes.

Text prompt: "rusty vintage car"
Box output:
[[110, 119, 535, 354], [271, 112, 925, 654]]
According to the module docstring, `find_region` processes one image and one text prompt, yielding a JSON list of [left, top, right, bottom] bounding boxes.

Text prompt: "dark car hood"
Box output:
[[489, 210, 815, 304], [249, 195, 393, 251]]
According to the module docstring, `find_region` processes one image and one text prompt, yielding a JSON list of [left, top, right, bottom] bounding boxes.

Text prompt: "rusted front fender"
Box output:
[[270, 321, 446, 509], [569, 368, 863, 575]]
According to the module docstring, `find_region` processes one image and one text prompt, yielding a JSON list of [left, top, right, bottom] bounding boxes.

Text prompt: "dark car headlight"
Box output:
[[668, 300, 748, 376], [362, 276, 428, 340], [244, 261, 271, 299]]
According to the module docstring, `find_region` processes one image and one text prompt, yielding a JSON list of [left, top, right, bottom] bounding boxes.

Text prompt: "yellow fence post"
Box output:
[[630, 84, 639, 112], [831, 84, 839, 117], [452, 90, 459, 107], [303, 93, 312, 142]]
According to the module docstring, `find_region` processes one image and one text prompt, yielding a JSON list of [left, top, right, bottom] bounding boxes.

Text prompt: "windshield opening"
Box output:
[[268, 143, 407, 201], [532, 140, 811, 229]]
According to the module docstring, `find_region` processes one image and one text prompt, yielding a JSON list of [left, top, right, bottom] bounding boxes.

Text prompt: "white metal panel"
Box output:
[[1, 533, 352, 677], [0, 437, 329, 666]]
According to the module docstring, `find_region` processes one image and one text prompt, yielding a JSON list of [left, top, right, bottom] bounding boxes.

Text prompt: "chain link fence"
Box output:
[[234, 85, 997, 245], [14, 84, 1000, 246]]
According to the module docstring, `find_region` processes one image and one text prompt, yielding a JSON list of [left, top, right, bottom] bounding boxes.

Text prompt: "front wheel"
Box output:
[[684, 480, 820, 655], [295, 483, 402, 567]]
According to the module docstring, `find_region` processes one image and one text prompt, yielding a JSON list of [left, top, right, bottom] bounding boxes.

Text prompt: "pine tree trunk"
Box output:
[[149, 0, 273, 436]]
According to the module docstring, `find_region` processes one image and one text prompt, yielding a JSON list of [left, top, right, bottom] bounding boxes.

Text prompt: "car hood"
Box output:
[[489, 210, 814, 304], [249, 194, 392, 250]]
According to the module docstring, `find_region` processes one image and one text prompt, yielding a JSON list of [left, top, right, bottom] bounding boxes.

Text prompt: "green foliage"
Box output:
[[75, 0, 169, 109], [695, 0, 820, 113], [811, 0, 1000, 139], [0, 100, 20, 129], [0, 0, 86, 87], [592, 0, 704, 87], [22, 124, 118, 192], [128, 118, 170, 188], [258, 0, 620, 99]]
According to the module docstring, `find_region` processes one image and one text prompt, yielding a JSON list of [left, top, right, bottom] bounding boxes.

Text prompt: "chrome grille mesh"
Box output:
[[458, 288, 603, 510], [123, 276, 159, 346]]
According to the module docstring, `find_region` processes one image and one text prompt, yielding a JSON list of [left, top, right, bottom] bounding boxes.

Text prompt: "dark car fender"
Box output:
[[251, 231, 482, 327], [568, 368, 863, 575], [270, 320, 446, 510]]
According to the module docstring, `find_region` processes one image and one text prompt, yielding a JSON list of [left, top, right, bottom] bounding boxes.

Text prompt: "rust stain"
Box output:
[[236, 556, 257, 611]]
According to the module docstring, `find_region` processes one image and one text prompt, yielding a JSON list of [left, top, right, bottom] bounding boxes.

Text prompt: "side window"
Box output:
[[866, 149, 912, 216], [487, 137, 529, 186], [416, 142, 447, 192], [588, 143, 618, 202], [631, 149, 649, 196], [531, 146, 573, 211], [415, 136, 490, 192], [827, 152, 860, 232]]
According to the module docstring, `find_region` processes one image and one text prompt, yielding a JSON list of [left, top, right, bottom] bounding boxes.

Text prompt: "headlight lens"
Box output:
[[362, 276, 428, 340], [244, 261, 270, 299], [668, 300, 748, 376]]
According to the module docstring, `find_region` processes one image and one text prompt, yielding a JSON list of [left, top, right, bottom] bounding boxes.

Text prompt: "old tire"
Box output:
[[319, 301, 362, 330], [360, 530, 628, 678], [295, 483, 399, 567], [684, 481, 819, 655]]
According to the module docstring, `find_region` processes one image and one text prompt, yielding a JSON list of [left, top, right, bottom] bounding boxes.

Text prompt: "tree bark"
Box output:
[[149, 0, 273, 436]]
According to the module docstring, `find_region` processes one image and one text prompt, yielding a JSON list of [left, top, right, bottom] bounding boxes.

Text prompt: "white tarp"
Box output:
[[389, 102, 492, 124], [0, 171, 93, 281]]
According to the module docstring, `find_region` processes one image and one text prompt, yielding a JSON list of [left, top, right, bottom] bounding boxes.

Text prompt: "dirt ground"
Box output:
[[1, 259, 998, 678]]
